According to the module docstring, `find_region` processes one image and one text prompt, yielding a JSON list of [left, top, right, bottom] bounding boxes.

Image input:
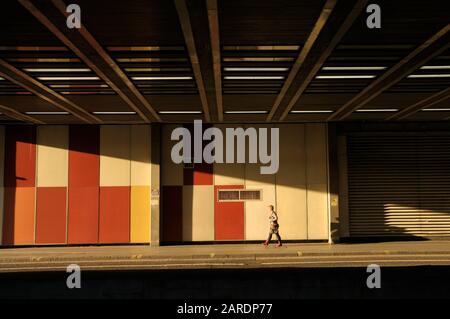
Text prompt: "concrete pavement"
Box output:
[[2, 241, 450, 272]]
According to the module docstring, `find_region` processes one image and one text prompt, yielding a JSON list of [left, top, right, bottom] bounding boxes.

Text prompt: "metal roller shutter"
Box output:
[[347, 134, 450, 237]]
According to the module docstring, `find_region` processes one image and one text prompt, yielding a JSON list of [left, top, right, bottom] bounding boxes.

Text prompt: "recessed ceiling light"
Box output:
[[158, 111, 202, 114], [117, 58, 188, 62], [26, 111, 70, 115], [322, 66, 386, 70], [132, 76, 193, 80], [223, 57, 294, 62], [315, 75, 376, 79], [225, 110, 268, 114], [0, 77, 4, 80], [223, 45, 300, 51], [224, 67, 289, 72], [356, 109, 398, 112], [50, 84, 108, 88], [108, 46, 184, 51], [124, 67, 190, 72], [224, 76, 284, 80], [92, 111, 136, 115], [37, 76, 100, 81], [421, 108, 450, 111], [407, 74, 450, 78], [290, 110, 333, 114], [25, 68, 91, 72], [420, 65, 450, 70]]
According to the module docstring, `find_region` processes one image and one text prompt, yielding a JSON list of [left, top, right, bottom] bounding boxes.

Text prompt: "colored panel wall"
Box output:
[[35, 187, 67, 244], [276, 124, 308, 240], [305, 124, 329, 240], [130, 186, 151, 243], [0, 126, 4, 244], [2, 187, 35, 245], [162, 125, 183, 186], [182, 185, 214, 241], [67, 125, 100, 244], [36, 126, 68, 187], [100, 125, 130, 187], [99, 186, 130, 243], [214, 185, 244, 240], [130, 125, 151, 243], [162, 185, 183, 242]]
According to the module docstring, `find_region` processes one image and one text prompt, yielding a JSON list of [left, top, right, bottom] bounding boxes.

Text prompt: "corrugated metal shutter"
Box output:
[[347, 134, 450, 237]]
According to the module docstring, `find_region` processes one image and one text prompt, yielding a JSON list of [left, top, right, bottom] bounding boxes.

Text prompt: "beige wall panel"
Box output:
[[307, 185, 329, 239], [305, 124, 327, 184], [275, 124, 307, 239], [214, 125, 245, 185], [276, 185, 308, 240], [245, 184, 276, 240], [182, 185, 214, 241], [162, 124, 183, 186], [131, 125, 151, 186], [0, 126, 4, 244], [37, 125, 68, 187], [100, 125, 131, 186]]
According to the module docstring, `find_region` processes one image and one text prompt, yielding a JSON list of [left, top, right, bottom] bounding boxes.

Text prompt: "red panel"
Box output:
[[68, 125, 100, 187], [162, 186, 182, 242], [67, 187, 99, 244], [2, 187, 36, 245], [99, 186, 130, 244], [4, 126, 36, 187], [183, 162, 213, 185], [35, 187, 67, 244], [214, 185, 245, 240], [67, 125, 100, 244]]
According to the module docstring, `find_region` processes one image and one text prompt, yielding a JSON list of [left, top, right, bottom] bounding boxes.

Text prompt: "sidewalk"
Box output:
[[2, 241, 450, 272]]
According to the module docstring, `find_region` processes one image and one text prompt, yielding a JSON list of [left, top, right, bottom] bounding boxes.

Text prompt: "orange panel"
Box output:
[[214, 185, 244, 240], [68, 126, 100, 244], [35, 187, 67, 244], [67, 187, 99, 244], [4, 126, 36, 187], [2, 187, 35, 245], [99, 186, 130, 243]]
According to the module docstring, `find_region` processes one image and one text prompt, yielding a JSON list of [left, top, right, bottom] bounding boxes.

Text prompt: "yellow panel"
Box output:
[[100, 125, 131, 186], [131, 125, 151, 186], [275, 124, 307, 240], [182, 185, 214, 241], [37, 125, 68, 187], [244, 184, 276, 240], [130, 186, 151, 243], [162, 125, 183, 186], [0, 126, 4, 244], [307, 185, 329, 239]]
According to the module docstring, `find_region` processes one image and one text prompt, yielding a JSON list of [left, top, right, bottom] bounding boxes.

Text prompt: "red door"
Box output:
[[214, 185, 244, 240]]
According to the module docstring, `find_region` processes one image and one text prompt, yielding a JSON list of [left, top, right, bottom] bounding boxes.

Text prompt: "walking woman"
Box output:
[[263, 205, 282, 247]]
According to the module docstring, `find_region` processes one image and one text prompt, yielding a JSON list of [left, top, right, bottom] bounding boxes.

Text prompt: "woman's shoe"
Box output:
[[276, 242, 282, 247], [263, 241, 269, 246]]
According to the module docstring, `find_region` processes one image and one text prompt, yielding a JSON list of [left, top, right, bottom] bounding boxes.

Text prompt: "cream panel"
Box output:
[[307, 185, 329, 239], [0, 126, 4, 244], [37, 125, 68, 187], [214, 125, 245, 185], [162, 124, 183, 186], [276, 124, 307, 239], [100, 125, 131, 186], [245, 184, 276, 240], [131, 125, 151, 186], [182, 185, 214, 241], [305, 123, 329, 239], [305, 124, 327, 184], [276, 184, 307, 239]]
